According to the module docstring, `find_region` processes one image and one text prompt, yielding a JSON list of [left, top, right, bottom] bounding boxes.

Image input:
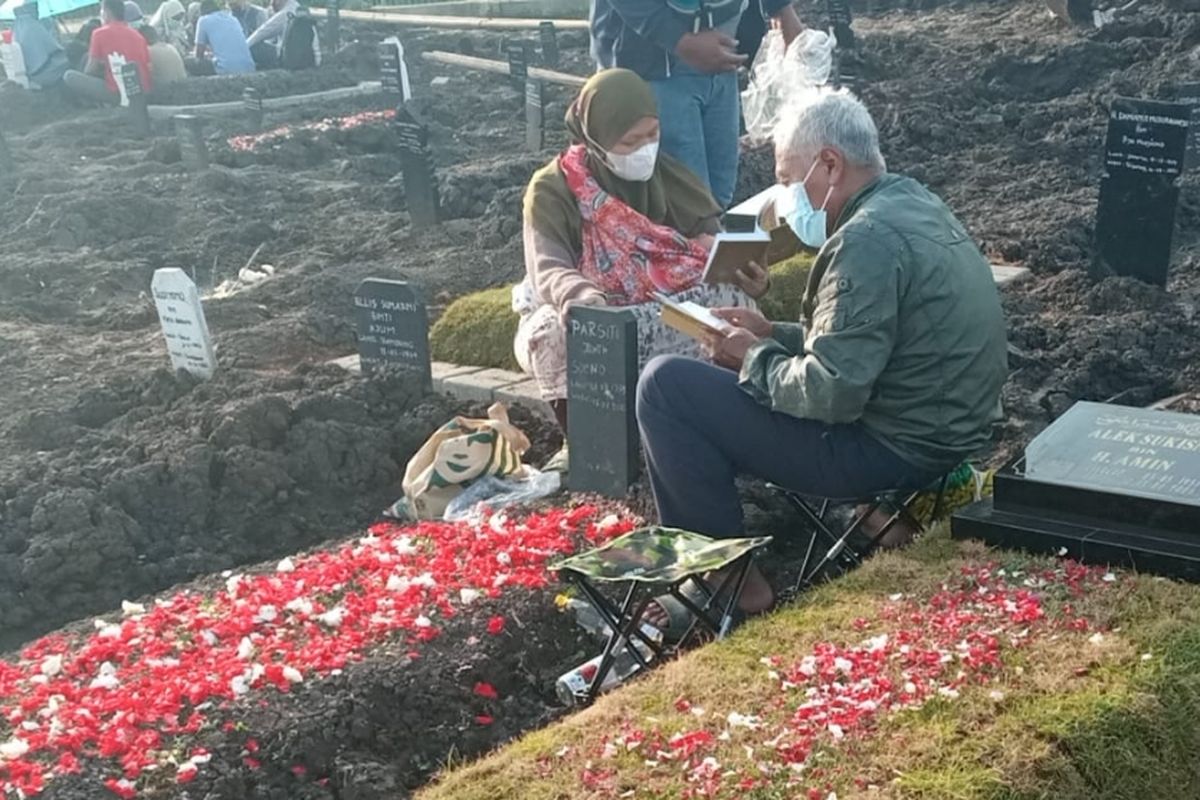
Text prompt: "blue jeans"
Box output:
[[636, 356, 939, 538], [650, 71, 741, 209]]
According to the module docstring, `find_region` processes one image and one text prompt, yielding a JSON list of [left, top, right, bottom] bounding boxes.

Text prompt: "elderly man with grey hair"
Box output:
[[635, 88, 1007, 631]]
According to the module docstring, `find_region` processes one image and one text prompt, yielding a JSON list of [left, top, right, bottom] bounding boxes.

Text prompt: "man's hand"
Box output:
[[732, 260, 770, 299], [675, 30, 747, 74], [772, 5, 805, 46], [712, 306, 772, 338], [704, 325, 761, 370]]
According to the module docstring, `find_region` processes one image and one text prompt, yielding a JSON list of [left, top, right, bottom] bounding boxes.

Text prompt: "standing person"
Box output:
[[246, 0, 319, 70], [590, 0, 803, 209], [192, 0, 255, 74], [11, 1, 69, 89], [140, 24, 186, 86], [63, 0, 152, 104]]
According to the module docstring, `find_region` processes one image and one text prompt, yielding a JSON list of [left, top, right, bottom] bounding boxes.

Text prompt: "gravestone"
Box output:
[[566, 306, 639, 497], [119, 62, 150, 138], [953, 401, 1200, 581], [826, 0, 855, 49], [1173, 83, 1200, 171], [243, 87, 264, 131], [506, 41, 529, 91], [151, 268, 217, 379], [539, 20, 559, 67], [1092, 97, 1189, 287], [395, 106, 440, 227], [525, 78, 545, 151], [173, 115, 209, 170], [0, 128, 12, 179], [379, 38, 412, 102], [353, 279, 432, 390], [326, 0, 341, 53]]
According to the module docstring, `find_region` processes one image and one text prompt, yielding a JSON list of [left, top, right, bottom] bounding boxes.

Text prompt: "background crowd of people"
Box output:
[[2, 0, 320, 103]]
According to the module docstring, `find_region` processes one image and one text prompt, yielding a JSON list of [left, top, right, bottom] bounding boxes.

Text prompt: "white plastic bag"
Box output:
[[741, 28, 835, 144]]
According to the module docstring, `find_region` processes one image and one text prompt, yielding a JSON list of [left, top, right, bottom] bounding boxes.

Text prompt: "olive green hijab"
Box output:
[[524, 69, 721, 256]]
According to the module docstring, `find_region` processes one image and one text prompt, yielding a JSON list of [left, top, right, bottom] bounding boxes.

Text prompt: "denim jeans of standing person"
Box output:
[[636, 355, 941, 538], [650, 69, 741, 209]]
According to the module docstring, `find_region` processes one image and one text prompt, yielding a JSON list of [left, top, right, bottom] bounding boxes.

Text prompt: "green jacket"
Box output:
[[739, 174, 1007, 474]]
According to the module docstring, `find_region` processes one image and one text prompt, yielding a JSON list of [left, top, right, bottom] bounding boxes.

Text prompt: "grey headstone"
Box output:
[[173, 114, 209, 170], [566, 306, 639, 498], [1092, 97, 1189, 287], [243, 87, 264, 131], [326, 0, 340, 52], [120, 62, 150, 138], [353, 279, 432, 390], [506, 41, 529, 91], [151, 268, 217, 379], [1026, 401, 1200, 507], [1173, 83, 1200, 171], [379, 41, 403, 97], [394, 106, 440, 228], [539, 21, 559, 68], [525, 78, 545, 151]]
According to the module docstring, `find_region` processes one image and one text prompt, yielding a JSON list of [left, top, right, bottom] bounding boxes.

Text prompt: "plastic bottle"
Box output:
[[556, 599, 663, 706], [555, 639, 656, 707]]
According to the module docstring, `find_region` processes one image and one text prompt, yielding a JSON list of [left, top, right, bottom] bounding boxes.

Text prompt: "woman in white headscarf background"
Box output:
[[11, 1, 68, 89], [149, 0, 190, 54]]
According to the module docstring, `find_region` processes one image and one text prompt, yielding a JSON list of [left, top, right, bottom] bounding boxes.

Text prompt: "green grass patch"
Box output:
[[760, 252, 814, 323], [416, 527, 1200, 800]]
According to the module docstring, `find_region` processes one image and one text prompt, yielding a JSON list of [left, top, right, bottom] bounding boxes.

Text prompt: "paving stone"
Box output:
[[432, 361, 483, 392], [442, 367, 527, 403]]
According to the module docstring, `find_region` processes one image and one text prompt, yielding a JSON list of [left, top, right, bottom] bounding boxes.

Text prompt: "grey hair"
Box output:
[[773, 88, 886, 172]]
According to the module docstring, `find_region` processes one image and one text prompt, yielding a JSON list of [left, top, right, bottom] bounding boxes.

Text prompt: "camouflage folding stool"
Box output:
[[551, 526, 772, 705]]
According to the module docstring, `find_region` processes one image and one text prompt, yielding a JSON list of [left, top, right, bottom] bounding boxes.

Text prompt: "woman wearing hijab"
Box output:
[[513, 68, 767, 470], [11, 1, 68, 89], [149, 0, 190, 54]]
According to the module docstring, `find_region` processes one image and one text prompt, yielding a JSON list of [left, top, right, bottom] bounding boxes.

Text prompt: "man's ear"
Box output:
[[820, 147, 844, 183]]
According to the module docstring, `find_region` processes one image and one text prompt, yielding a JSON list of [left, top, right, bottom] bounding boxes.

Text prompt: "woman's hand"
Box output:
[[692, 233, 716, 252], [733, 260, 771, 299], [559, 294, 607, 323], [712, 306, 772, 338], [704, 326, 762, 371]]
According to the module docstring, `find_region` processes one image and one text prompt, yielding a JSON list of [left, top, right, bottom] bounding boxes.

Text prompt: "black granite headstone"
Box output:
[[1092, 97, 1189, 287], [120, 62, 150, 138], [953, 401, 1200, 581], [1173, 83, 1200, 171], [0, 128, 12, 179], [379, 41, 403, 97], [353, 279, 432, 390], [173, 115, 209, 170], [506, 41, 529, 91], [525, 78, 545, 151], [539, 21, 559, 67], [826, 0, 855, 49], [394, 106, 440, 228], [243, 87, 264, 131], [326, 0, 341, 53], [566, 307, 639, 497]]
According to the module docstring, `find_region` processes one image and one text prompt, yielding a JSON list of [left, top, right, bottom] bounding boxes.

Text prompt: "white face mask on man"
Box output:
[[603, 140, 660, 182]]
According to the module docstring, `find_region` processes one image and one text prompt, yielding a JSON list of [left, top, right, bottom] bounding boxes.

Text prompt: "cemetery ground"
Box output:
[[1, 0, 1200, 797]]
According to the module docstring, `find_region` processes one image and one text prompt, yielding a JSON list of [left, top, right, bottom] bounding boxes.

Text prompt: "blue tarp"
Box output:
[[0, 0, 97, 22]]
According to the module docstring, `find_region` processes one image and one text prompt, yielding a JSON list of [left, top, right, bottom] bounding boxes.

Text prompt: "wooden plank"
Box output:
[[421, 50, 586, 87]]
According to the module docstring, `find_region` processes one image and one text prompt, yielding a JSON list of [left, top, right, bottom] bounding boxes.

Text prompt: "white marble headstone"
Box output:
[[151, 268, 216, 379]]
